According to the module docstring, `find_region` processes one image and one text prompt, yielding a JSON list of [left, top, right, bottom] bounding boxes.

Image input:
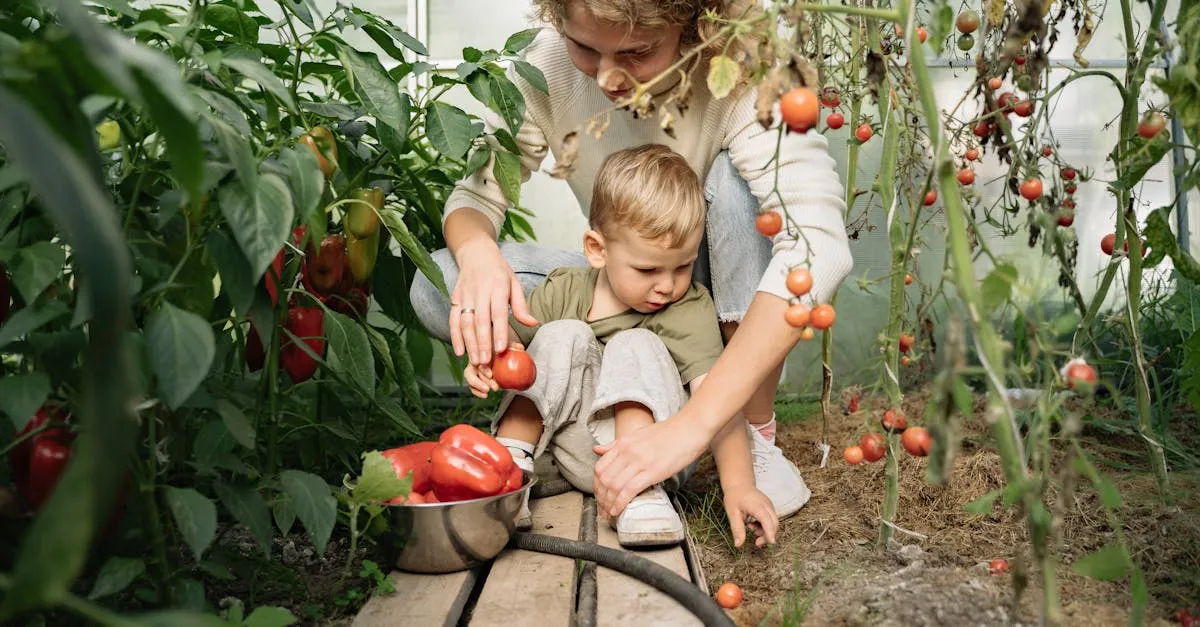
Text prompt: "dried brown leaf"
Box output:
[[548, 130, 579, 179]]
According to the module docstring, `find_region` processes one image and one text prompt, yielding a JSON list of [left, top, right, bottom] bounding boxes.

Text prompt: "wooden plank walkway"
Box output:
[[353, 490, 708, 627]]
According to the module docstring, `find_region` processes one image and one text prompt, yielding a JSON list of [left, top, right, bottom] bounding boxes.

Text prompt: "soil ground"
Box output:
[[677, 390, 1200, 626]]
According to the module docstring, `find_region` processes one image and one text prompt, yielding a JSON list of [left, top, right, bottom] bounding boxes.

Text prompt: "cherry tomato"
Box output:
[[957, 168, 976, 185], [997, 92, 1018, 111], [973, 121, 993, 138], [901, 426, 933, 457], [756, 212, 782, 237], [1014, 55, 1027, 66], [826, 111, 845, 129], [916, 26, 928, 43], [1041, 145, 1053, 157], [820, 86, 841, 108], [965, 148, 980, 161], [905, 273, 914, 285], [810, 304, 836, 330], [901, 355, 911, 366], [1061, 167, 1077, 180], [1057, 211, 1075, 228], [881, 409, 908, 433], [1064, 182, 1077, 194], [1138, 112, 1166, 139], [799, 327, 816, 341], [786, 268, 814, 297], [923, 189, 937, 206], [491, 348, 537, 390], [987, 78, 1003, 92], [1101, 233, 1117, 256], [844, 446, 864, 465], [855, 123, 873, 142], [1019, 178, 1043, 201], [784, 303, 811, 328], [780, 87, 820, 133], [1065, 361, 1098, 388], [715, 582, 743, 609], [898, 334, 914, 353], [1063, 198, 1076, 209], [989, 558, 1010, 574], [859, 433, 886, 462], [957, 34, 976, 51], [956, 10, 980, 34], [1013, 100, 1034, 117]]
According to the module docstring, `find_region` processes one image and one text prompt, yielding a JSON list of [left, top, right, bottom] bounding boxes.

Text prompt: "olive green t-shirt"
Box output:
[[510, 267, 724, 384]]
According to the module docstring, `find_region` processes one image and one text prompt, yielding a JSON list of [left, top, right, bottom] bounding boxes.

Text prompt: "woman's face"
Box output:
[[560, 2, 684, 101]]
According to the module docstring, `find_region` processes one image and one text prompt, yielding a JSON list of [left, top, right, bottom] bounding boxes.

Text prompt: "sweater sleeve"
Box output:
[[442, 61, 552, 235], [722, 88, 854, 305]]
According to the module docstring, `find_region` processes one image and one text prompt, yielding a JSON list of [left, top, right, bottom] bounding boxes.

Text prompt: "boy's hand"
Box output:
[[463, 363, 500, 399], [723, 486, 779, 549]]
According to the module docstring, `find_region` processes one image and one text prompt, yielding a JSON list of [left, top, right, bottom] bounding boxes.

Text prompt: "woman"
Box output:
[[410, 0, 853, 519]]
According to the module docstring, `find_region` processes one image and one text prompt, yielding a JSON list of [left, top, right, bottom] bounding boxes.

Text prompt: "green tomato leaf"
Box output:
[[165, 487, 218, 561], [488, 75, 526, 136], [282, 144, 323, 224], [87, 557, 145, 600], [219, 173, 294, 284], [212, 118, 257, 192], [354, 450, 411, 503], [378, 209, 447, 296], [279, 470, 336, 555], [1143, 207, 1200, 281], [1072, 543, 1131, 581], [0, 300, 69, 351], [204, 5, 259, 42], [0, 373, 52, 431], [214, 482, 273, 557], [464, 145, 492, 178], [146, 302, 215, 410], [324, 309, 375, 398], [980, 263, 1018, 313], [217, 399, 255, 449], [11, 241, 66, 304], [706, 55, 740, 100]]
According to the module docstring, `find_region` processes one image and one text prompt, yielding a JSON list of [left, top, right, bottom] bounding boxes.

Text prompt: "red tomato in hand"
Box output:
[[901, 426, 933, 457], [715, 582, 743, 609], [859, 433, 886, 462], [810, 304, 836, 330], [491, 348, 537, 390], [784, 303, 811, 328]]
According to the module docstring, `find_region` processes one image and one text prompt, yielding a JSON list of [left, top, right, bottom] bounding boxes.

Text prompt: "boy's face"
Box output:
[[585, 226, 702, 314]]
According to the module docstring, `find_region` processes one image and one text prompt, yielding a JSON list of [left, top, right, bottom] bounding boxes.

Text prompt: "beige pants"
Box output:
[[491, 320, 696, 493]]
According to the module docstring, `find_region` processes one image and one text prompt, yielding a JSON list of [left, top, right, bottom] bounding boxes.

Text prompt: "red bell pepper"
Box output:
[[430, 425, 516, 502], [503, 465, 524, 493], [302, 235, 346, 296], [280, 306, 325, 383], [245, 323, 266, 372], [10, 405, 75, 510], [382, 441, 436, 495]]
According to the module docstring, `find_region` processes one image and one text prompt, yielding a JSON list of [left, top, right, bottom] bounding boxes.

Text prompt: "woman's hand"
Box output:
[[592, 416, 710, 517], [449, 239, 538, 365]]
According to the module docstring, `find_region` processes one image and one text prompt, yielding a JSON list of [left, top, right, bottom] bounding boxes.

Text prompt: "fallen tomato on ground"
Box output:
[[715, 582, 743, 609], [989, 558, 1010, 575]]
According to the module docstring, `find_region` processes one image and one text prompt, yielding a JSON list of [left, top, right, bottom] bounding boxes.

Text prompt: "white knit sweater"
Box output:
[[443, 28, 853, 305]]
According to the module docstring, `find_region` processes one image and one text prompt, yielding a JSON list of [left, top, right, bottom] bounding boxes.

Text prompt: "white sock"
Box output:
[[496, 436, 535, 467]]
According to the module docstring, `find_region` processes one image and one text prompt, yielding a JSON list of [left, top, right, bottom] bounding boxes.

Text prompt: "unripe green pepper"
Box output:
[[347, 231, 379, 283], [346, 187, 383, 238]]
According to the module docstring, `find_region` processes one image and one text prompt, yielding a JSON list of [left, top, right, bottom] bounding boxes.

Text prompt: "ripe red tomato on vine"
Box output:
[[780, 87, 820, 133], [755, 212, 782, 237], [855, 123, 873, 142], [826, 111, 845, 129], [1019, 178, 1043, 201]]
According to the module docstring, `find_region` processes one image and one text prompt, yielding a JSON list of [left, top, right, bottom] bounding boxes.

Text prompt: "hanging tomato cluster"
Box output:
[[842, 410, 933, 465], [380, 424, 524, 505], [779, 267, 836, 340], [243, 126, 385, 384]]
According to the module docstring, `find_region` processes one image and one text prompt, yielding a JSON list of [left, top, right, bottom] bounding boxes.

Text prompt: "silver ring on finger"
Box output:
[[460, 307, 476, 315]]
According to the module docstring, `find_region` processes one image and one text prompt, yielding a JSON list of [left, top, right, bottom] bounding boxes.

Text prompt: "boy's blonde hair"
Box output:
[[532, 0, 755, 55], [590, 144, 705, 247]]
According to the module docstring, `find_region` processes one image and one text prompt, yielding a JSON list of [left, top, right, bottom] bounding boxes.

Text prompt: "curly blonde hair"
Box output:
[[532, 0, 754, 53]]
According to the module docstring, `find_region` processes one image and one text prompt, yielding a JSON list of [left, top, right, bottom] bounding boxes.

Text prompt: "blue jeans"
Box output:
[[410, 151, 772, 341]]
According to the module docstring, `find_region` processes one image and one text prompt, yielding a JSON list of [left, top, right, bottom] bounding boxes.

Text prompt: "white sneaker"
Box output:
[[513, 455, 535, 530], [614, 484, 684, 547], [749, 425, 811, 519]]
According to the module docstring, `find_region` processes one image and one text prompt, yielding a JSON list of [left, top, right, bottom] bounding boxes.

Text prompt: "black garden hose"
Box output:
[[509, 532, 735, 627]]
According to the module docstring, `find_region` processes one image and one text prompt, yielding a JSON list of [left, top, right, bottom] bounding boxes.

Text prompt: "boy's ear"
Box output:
[[582, 229, 607, 269]]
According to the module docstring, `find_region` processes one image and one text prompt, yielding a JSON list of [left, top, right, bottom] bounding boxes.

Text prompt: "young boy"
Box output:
[[464, 144, 778, 548]]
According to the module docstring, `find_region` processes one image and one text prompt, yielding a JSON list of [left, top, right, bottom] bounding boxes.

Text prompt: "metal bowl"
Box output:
[[385, 472, 536, 574]]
